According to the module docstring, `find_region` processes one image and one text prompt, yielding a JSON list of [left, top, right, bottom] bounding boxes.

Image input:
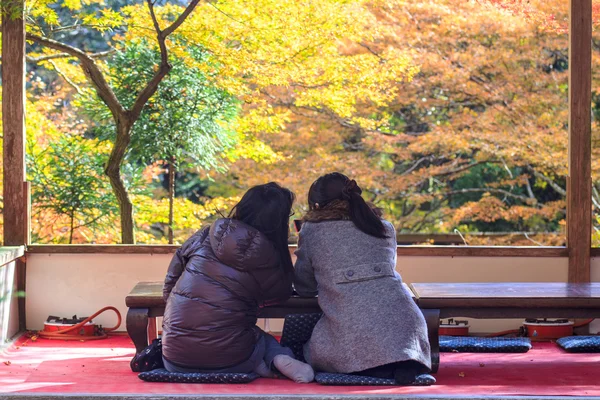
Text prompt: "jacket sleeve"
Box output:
[[293, 229, 318, 297], [261, 266, 293, 307], [163, 227, 209, 301]]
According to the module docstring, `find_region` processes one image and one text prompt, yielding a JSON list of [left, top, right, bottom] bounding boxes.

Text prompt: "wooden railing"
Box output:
[[26, 244, 569, 257], [0, 246, 25, 266]]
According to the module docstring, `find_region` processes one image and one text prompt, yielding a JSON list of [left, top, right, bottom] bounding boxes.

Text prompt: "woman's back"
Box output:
[[294, 219, 431, 374], [162, 218, 292, 369]]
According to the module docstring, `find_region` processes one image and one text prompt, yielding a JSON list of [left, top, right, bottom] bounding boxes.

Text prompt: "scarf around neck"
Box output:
[[302, 199, 383, 222]]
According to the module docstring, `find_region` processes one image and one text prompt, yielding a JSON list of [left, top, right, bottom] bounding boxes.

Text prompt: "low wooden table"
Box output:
[[410, 282, 600, 372], [125, 282, 322, 353], [125, 281, 438, 363]]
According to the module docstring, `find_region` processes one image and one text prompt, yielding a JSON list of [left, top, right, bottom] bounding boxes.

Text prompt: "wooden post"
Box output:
[[2, 0, 28, 332], [567, 0, 592, 283], [2, 0, 27, 247]]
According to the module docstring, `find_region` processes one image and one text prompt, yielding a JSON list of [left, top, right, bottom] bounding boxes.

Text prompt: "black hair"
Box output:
[[308, 172, 387, 238], [229, 182, 295, 273]]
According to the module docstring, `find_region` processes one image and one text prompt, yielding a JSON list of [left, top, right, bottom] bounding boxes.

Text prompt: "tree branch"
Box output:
[[23, 49, 115, 63], [401, 156, 432, 176], [50, 23, 155, 34], [446, 188, 533, 203], [48, 60, 83, 95], [129, 0, 200, 120], [358, 42, 384, 61], [162, 0, 202, 37], [592, 186, 600, 210], [26, 33, 125, 118], [434, 161, 495, 177], [527, 166, 566, 197], [525, 177, 536, 199]]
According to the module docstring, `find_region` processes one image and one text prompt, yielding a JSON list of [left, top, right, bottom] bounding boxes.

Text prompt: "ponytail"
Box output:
[[341, 179, 388, 239]]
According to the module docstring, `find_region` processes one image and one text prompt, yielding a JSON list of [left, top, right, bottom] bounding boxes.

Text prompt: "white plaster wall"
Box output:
[[590, 257, 600, 281], [26, 253, 171, 331], [26, 253, 584, 335], [0, 261, 19, 344]]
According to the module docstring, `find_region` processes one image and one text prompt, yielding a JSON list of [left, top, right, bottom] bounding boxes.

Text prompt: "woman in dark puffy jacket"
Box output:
[[162, 183, 314, 382]]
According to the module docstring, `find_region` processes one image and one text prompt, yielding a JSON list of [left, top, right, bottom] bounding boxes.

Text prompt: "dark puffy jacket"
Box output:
[[161, 218, 293, 369]]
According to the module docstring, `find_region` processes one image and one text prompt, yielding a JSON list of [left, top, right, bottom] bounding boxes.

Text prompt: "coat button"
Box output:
[[346, 270, 354, 277], [374, 266, 382, 272]]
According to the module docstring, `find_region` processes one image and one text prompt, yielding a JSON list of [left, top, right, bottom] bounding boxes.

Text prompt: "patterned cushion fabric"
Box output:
[[280, 313, 322, 362], [315, 372, 436, 386], [138, 369, 259, 384], [440, 336, 531, 353], [557, 336, 600, 353]]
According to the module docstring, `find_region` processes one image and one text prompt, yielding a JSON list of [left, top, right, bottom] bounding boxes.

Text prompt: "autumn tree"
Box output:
[[22, 0, 596, 246], [222, 0, 578, 246], [28, 134, 117, 244], [26, 0, 418, 243], [80, 40, 239, 243], [480, 0, 600, 32], [26, 0, 202, 243]]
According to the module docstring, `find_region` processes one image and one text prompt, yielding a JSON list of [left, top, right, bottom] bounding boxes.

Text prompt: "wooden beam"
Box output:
[[2, 0, 27, 247], [567, 0, 592, 283], [26, 245, 180, 254], [396, 246, 567, 258]]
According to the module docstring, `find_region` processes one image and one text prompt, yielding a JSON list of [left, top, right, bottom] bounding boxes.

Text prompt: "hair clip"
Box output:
[[315, 203, 320, 209]]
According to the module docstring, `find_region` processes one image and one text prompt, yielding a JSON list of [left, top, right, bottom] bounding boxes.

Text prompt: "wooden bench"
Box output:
[[127, 281, 600, 373], [410, 282, 600, 372]]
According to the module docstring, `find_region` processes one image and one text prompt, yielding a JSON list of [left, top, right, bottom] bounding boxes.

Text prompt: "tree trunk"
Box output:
[[105, 120, 135, 244], [168, 158, 176, 244], [69, 212, 75, 244]]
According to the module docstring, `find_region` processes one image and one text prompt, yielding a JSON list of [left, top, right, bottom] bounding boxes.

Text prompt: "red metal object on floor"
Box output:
[[43, 320, 96, 337], [439, 319, 469, 336], [523, 319, 574, 341], [39, 307, 121, 340]]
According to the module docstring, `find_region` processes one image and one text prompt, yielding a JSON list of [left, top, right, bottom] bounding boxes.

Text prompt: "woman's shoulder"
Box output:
[[381, 219, 395, 232]]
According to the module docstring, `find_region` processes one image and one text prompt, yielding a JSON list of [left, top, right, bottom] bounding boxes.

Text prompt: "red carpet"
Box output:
[[1, 335, 600, 396]]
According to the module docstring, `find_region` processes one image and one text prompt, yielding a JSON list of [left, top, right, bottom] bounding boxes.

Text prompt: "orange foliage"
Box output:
[[220, 0, 576, 245]]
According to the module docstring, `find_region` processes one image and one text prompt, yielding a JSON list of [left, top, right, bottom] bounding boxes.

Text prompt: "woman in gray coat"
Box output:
[[294, 172, 432, 385]]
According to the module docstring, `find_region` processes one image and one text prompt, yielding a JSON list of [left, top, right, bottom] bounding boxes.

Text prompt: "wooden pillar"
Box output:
[[2, 0, 28, 332], [2, 0, 27, 247], [567, 0, 593, 283]]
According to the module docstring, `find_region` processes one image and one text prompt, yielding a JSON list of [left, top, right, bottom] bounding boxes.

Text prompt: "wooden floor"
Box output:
[[1, 335, 600, 399]]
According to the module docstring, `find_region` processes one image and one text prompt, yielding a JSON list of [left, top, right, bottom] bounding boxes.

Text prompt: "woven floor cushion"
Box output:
[[440, 336, 531, 353], [138, 369, 259, 383], [280, 313, 322, 362], [315, 372, 436, 386], [557, 336, 600, 353]]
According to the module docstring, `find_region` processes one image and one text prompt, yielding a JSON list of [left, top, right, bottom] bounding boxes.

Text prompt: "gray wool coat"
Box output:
[[293, 220, 431, 374]]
